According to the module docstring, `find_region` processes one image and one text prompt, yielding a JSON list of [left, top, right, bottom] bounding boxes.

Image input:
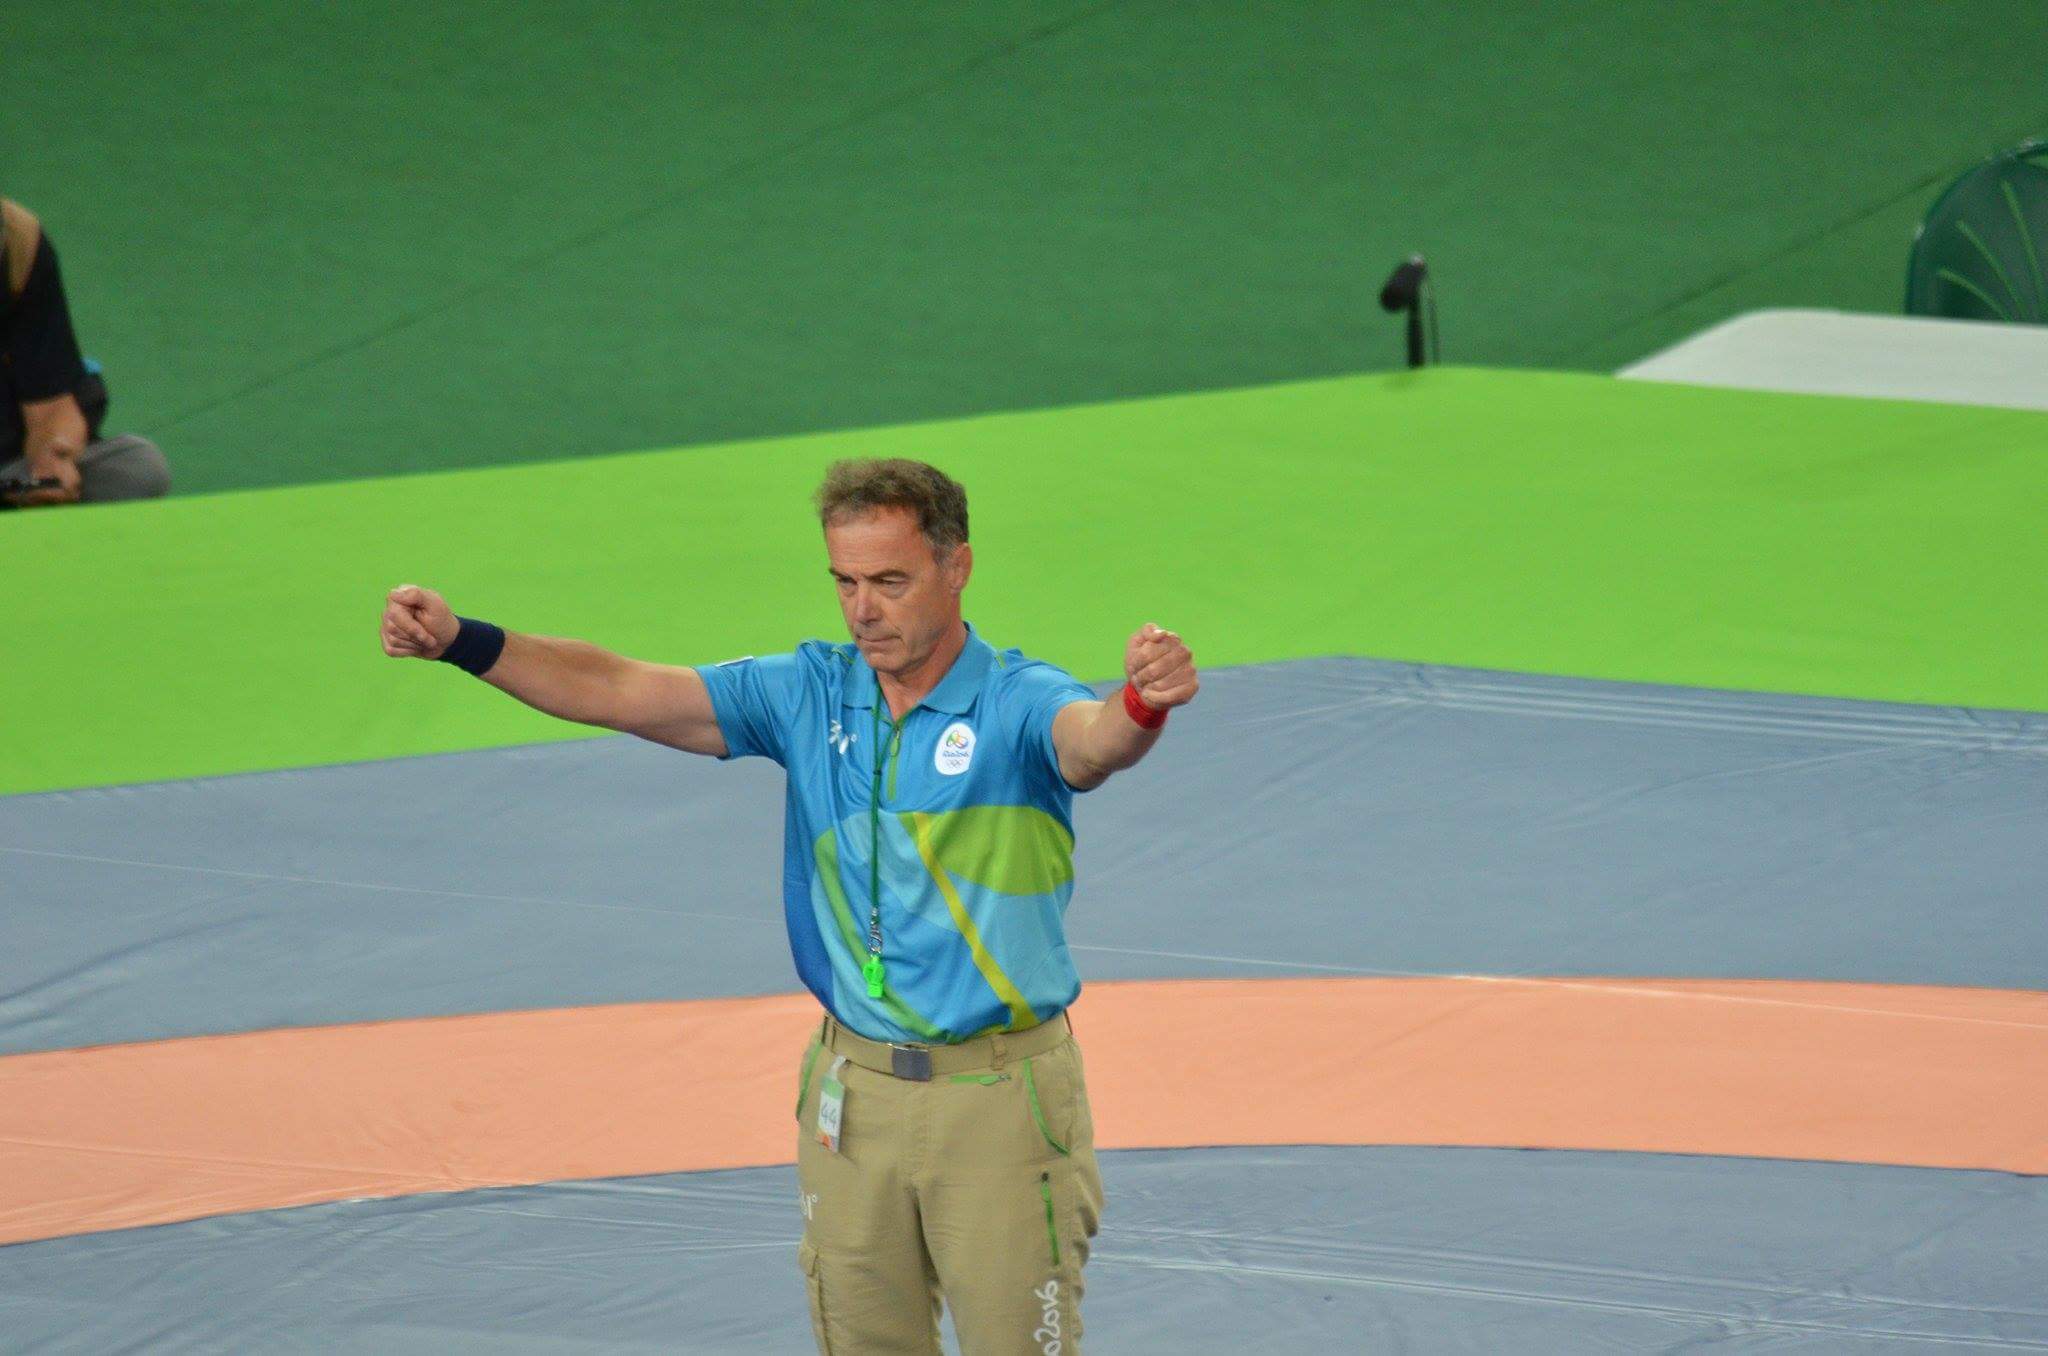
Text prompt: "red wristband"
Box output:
[[1121, 681, 1167, 730]]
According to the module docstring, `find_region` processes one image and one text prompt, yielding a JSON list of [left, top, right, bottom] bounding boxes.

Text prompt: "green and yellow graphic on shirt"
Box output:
[[812, 804, 1081, 1043], [696, 629, 1100, 1046]]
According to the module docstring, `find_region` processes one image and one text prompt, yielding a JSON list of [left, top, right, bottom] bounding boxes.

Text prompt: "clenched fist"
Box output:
[[1124, 622, 1198, 711], [381, 584, 459, 659]]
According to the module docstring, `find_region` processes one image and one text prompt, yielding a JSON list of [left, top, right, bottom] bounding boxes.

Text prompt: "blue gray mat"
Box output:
[[5, 1147, 2044, 1353], [4, 657, 2044, 1055]]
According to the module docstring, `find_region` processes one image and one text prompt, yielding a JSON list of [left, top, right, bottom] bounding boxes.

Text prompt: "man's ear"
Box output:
[[949, 542, 973, 594]]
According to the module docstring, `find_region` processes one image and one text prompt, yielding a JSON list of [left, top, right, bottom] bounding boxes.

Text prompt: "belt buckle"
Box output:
[[889, 1044, 933, 1081]]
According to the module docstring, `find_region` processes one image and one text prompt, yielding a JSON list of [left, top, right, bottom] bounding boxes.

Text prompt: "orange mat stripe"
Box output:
[[3, 976, 2044, 1245]]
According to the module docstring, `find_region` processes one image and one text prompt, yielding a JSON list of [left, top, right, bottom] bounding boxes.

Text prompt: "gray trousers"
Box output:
[[2, 432, 170, 502]]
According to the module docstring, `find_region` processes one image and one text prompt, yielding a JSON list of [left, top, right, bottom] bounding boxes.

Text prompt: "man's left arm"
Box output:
[[2, 199, 89, 506], [1051, 622, 1199, 792]]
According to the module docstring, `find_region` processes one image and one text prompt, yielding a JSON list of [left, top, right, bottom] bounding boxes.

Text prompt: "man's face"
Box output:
[[825, 507, 971, 677]]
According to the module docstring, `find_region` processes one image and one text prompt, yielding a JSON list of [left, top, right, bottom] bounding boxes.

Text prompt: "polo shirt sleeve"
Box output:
[[1008, 660, 1102, 792], [693, 652, 804, 765]]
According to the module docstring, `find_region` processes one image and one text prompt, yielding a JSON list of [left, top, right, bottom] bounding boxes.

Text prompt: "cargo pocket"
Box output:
[[1036, 1170, 1062, 1269], [797, 1239, 833, 1355], [1068, 1037, 1096, 1150], [1021, 1054, 1072, 1158]]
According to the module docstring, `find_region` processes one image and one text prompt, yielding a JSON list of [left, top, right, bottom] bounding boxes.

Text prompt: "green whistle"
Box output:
[[863, 953, 886, 998]]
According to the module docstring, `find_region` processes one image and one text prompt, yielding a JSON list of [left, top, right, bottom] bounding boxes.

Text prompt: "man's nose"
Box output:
[[850, 586, 882, 621]]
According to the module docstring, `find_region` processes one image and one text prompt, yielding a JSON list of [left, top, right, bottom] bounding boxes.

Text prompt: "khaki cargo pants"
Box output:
[[794, 1010, 1105, 1354]]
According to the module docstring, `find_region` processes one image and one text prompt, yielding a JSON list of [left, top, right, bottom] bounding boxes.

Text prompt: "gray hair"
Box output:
[[814, 458, 969, 557]]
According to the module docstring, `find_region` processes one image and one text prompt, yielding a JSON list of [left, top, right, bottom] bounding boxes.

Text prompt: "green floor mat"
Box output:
[[7, 367, 2047, 796]]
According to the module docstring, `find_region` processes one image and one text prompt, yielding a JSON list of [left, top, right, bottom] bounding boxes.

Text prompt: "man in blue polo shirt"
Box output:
[[380, 458, 1199, 1354]]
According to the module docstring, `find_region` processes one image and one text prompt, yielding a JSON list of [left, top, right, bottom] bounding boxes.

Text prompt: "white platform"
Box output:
[[1619, 308, 2048, 411]]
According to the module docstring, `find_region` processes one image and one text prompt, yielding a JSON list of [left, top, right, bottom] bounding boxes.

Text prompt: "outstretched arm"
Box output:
[[379, 584, 728, 756], [1051, 622, 1199, 791]]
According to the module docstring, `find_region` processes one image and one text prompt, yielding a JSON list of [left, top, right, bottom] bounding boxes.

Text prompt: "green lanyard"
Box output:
[[864, 680, 904, 998]]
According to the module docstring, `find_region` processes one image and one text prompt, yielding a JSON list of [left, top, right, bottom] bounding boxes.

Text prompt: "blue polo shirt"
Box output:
[[695, 623, 1100, 1044]]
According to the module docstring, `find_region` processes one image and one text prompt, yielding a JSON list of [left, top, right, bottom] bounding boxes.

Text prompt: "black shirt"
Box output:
[[2, 225, 93, 462]]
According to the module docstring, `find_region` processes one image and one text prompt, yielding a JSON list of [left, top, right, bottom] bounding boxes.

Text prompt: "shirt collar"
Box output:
[[844, 621, 993, 715]]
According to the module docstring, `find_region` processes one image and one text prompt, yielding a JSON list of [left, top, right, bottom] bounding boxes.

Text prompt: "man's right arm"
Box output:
[[380, 583, 728, 756]]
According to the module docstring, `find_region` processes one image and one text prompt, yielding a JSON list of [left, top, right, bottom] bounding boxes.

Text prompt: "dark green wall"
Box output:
[[7, 1, 2042, 491]]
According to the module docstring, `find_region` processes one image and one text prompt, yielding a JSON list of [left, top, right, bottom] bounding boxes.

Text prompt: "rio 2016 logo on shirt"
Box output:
[[934, 722, 976, 776]]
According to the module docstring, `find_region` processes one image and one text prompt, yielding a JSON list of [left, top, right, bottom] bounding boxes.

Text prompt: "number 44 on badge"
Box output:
[[816, 1056, 847, 1154]]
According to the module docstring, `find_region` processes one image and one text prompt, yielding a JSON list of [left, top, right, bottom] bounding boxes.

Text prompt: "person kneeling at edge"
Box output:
[[1, 197, 169, 509], [380, 458, 1200, 1355]]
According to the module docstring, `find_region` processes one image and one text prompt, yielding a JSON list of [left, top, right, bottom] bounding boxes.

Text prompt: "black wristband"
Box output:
[[438, 616, 506, 676]]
